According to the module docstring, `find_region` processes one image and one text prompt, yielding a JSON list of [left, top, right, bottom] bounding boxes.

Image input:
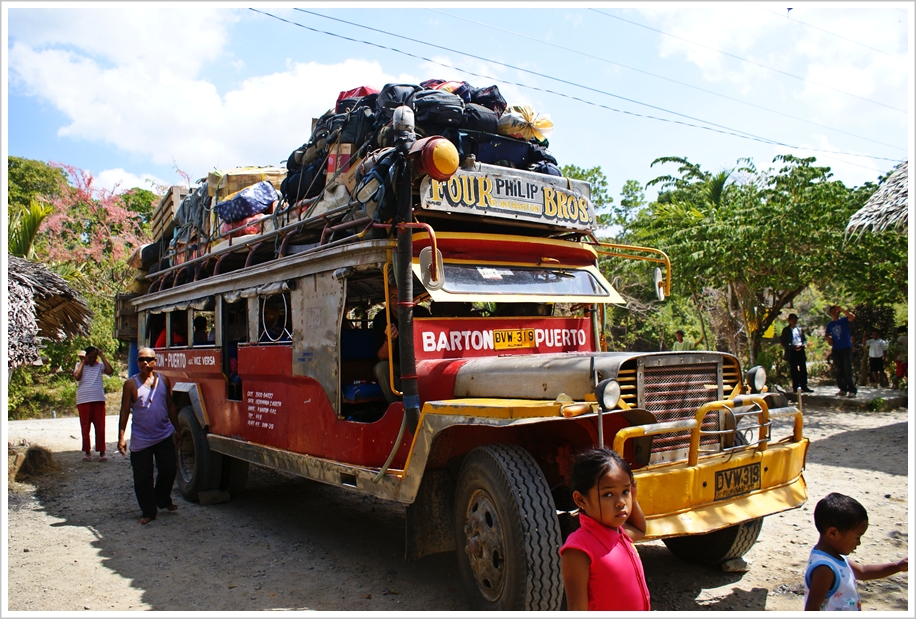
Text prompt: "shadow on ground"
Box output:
[[17, 448, 465, 611]]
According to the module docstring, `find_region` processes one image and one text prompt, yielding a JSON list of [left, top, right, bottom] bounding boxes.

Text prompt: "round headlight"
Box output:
[[419, 137, 459, 181], [746, 366, 767, 393], [595, 378, 621, 411]]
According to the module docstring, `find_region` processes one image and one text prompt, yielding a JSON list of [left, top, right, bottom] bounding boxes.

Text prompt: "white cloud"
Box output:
[[94, 168, 168, 194], [8, 37, 398, 178], [8, 7, 237, 78], [636, 6, 907, 110]]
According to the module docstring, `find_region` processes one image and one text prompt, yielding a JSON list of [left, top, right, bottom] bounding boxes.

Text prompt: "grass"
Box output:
[[7, 371, 123, 420]]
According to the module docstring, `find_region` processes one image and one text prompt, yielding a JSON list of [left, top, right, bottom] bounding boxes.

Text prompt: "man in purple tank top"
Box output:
[[117, 347, 180, 525]]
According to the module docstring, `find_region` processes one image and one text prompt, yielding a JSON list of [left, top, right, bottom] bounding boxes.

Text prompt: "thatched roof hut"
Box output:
[[846, 161, 909, 240], [6, 255, 93, 369]]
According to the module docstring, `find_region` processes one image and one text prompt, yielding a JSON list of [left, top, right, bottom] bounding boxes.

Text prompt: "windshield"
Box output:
[[440, 264, 608, 297]]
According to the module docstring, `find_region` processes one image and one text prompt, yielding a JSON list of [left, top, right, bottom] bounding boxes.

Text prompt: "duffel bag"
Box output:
[[215, 181, 278, 223], [375, 83, 422, 124], [461, 103, 499, 134], [408, 89, 465, 131], [470, 84, 508, 116]]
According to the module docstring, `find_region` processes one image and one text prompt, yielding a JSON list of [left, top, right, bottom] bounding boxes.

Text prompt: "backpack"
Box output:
[[375, 83, 423, 125], [408, 89, 465, 133], [461, 103, 499, 134], [470, 84, 508, 116], [281, 162, 326, 205]]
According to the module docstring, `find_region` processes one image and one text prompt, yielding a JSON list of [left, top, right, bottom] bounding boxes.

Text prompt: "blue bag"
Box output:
[[214, 181, 278, 223]]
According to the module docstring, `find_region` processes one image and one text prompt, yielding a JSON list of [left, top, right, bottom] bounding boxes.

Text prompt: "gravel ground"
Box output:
[[5, 402, 910, 613]]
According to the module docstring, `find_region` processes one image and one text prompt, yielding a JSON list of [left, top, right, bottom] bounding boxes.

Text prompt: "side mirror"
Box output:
[[654, 267, 666, 302], [419, 246, 445, 290]]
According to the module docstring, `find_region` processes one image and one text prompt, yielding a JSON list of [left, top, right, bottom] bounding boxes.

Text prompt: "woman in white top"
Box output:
[[73, 346, 113, 461]]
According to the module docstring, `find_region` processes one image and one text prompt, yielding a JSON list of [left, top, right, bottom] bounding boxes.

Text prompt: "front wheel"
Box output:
[[176, 407, 221, 502], [663, 517, 763, 566], [454, 444, 563, 611]]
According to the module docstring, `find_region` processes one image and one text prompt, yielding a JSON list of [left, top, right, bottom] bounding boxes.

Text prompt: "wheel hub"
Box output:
[[463, 489, 506, 602]]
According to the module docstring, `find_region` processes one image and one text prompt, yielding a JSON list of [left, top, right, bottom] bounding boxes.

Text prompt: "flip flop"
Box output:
[[82, 454, 92, 462], [98, 455, 108, 462], [138, 516, 154, 525]]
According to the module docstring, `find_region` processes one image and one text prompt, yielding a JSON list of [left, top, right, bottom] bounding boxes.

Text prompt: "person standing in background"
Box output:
[[671, 330, 702, 351], [863, 329, 888, 388], [73, 346, 113, 462], [781, 314, 813, 393], [892, 325, 908, 390], [825, 306, 857, 398]]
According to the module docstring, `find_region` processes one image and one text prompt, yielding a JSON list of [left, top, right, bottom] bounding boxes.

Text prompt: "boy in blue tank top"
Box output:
[[804, 493, 907, 611]]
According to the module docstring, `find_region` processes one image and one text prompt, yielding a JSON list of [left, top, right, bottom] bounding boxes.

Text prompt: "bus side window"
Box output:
[[193, 310, 216, 346], [170, 309, 189, 347], [259, 293, 292, 343], [224, 300, 247, 401], [148, 313, 166, 348]]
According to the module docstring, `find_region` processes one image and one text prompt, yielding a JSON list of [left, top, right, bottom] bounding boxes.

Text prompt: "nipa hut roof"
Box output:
[[846, 160, 909, 240], [6, 255, 93, 369]]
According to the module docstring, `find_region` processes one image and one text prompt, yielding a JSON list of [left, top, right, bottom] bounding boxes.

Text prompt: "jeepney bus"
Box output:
[[120, 115, 808, 611]]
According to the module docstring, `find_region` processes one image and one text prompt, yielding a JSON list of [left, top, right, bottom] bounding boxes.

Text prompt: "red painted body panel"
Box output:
[[155, 345, 411, 468]]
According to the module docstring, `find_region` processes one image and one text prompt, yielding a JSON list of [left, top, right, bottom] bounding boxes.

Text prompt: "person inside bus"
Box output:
[[372, 283, 430, 404], [193, 316, 211, 345], [154, 315, 186, 348]]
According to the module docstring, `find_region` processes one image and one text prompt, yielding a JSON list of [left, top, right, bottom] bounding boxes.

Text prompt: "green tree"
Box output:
[[7, 156, 68, 210], [631, 154, 874, 366], [561, 164, 613, 228]]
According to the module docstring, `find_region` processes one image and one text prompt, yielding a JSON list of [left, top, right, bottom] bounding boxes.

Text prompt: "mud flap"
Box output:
[[622, 409, 656, 468], [405, 468, 456, 561]]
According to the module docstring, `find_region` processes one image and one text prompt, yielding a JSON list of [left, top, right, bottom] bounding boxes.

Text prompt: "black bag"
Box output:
[[336, 92, 378, 114], [281, 162, 326, 204], [375, 83, 422, 124], [408, 89, 465, 132], [461, 103, 499, 134], [527, 142, 558, 166], [470, 85, 508, 116], [531, 161, 562, 176], [338, 105, 376, 147], [460, 131, 530, 168]]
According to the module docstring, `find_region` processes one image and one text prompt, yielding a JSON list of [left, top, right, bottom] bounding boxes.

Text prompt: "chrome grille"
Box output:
[[642, 362, 721, 454]]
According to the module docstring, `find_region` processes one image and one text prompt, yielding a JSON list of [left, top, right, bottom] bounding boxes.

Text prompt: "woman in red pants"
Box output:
[[73, 346, 113, 461]]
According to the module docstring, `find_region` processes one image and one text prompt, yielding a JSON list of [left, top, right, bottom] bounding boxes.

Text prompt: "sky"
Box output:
[[3, 2, 912, 206]]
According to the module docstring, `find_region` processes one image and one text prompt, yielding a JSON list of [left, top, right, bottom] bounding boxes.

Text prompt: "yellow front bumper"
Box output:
[[636, 438, 809, 540]]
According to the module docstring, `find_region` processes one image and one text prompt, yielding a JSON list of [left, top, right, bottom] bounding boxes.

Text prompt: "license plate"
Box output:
[[493, 328, 536, 350], [714, 463, 761, 501]]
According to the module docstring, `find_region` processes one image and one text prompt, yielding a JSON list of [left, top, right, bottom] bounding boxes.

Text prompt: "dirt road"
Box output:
[[6, 404, 909, 612]]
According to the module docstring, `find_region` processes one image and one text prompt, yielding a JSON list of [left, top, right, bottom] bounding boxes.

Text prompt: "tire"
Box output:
[[454, 444, 563, 611], [663, 517, 764, 566], [219, 456, 249, 498], [176, 407, 221, 502]]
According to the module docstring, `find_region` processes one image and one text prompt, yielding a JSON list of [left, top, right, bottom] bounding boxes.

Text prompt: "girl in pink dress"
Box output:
[[560, 447, 650, 611]]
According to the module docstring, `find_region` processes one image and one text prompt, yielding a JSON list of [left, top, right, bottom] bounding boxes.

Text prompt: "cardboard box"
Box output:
[[327, 143, 353, 176], [207, 166, 287, 203], [328, 154, 364, 194]]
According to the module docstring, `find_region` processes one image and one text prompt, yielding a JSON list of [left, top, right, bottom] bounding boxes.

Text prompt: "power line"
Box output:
[[761, 7, 908, 61], [593, 9, 908, 114], [249, 9, 901, 174], [291, 8, 784, 145], [430, 8, 906, 153]]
